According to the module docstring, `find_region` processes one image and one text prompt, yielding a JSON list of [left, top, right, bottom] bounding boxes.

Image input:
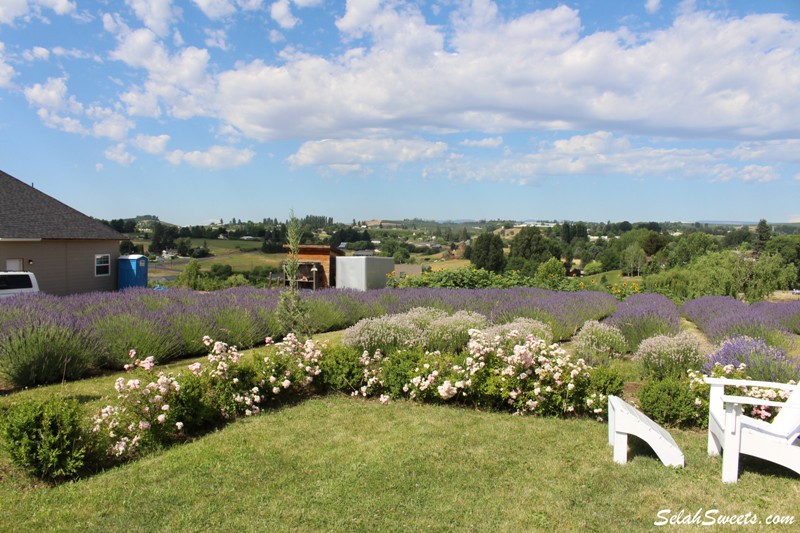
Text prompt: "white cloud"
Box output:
[[213, 3, 800, 143], [22, 46, 50, 60], [105, 143, 136, 165], [108, 26, 213, 119], [166, 145, 255, 168], [120, 87, 162, 117], [24, 77, 83, 113], [36, 108, 86, 134], [0, 0, 76, 25], [132, 133, 170, 154], [0, 0, 29, 25], [426, 131, 785, 186], [126, 0, 175, 37], [738, 165, 778, 183], [204, 28, 229, 50], [461, 137, 503, 148], [645, 0, 661, 15], [732, 140, 800, 163], [270, 0, 297, 30], [288, 138, 448, 170], [87, 106, 135, 140], [237, 0, 263, 9], [268, 29, 284, 43], [0, 43, 17, 88], [192, 0, 236, 20], [335, 0, 381, 37]]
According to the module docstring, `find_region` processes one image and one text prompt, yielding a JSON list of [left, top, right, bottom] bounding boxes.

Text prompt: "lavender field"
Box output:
[[0, 287, 617, 387], [1, 287, 799, 389]]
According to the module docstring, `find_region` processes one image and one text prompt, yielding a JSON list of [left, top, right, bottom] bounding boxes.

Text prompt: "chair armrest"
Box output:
[[720, 394, 798, 409], [705, 377, 798, 391]]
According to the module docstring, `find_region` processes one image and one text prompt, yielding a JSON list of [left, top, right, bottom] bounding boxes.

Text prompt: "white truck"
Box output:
[[0, 271, 40, 298]]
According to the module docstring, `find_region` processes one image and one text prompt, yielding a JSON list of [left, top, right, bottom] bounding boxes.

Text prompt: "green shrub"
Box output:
[[589, 366, 625, 398], [168, 372, 226, 433], [1, 397, 94, 481], [317, 345, 364, 394], [634, 332, 703, 380], [381, 348, 425, 397], [572, 320, 627, 365], [638, 377, 702, 427], [0, 325, 96, 387]]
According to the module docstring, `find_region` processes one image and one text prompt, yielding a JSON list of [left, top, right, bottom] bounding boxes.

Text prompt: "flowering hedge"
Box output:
[[351, 328, 616, 419]]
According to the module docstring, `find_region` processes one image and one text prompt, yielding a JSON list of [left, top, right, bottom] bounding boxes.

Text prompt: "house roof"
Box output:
[[0, 170, 126, 241]]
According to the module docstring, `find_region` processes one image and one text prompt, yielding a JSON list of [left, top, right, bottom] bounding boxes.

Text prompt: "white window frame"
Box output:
[[95, 254, 111, 277]]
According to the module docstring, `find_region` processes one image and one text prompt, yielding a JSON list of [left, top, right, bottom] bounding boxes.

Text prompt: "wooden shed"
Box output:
[[284, 244, 344, 290]]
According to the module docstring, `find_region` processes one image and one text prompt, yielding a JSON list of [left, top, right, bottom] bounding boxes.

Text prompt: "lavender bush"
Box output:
[[704, 336, 800, 383], [483, 318, 553, 346], [607, 293, 680, 351], [0, 294, 99, 386], [634, 332, 703, 380], [342, 314, 425, 353], [572, 320, 627, 365], [424, 311, 489, 353]]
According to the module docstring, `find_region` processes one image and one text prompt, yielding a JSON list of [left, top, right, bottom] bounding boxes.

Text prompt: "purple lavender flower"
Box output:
[[705, 336, 800, 382]]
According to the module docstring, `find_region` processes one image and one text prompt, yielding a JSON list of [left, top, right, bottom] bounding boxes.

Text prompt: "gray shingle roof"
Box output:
[[0, 170, 127, 241]]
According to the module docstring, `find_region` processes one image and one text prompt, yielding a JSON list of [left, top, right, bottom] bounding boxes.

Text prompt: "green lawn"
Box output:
[[1, 352, 798, 531]]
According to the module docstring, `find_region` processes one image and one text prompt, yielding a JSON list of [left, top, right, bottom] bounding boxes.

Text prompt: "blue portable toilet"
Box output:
[[118, 254, 149, 289]]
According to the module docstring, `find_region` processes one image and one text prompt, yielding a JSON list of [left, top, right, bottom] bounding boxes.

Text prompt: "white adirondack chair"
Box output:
[[704, 377, 800, 483], [608, 395, 685, 468]]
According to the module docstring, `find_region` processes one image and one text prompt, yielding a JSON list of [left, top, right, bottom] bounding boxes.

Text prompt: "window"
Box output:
[[95, 254, 110, 276]]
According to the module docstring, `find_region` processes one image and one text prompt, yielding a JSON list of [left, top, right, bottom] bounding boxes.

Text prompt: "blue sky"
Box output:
[[1, 0, 799, 226]]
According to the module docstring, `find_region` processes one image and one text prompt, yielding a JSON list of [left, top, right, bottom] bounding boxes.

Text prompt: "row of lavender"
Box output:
[[683, 296, 800, 347], [603, 293, 800, 356], [0, 287, 619, 387]]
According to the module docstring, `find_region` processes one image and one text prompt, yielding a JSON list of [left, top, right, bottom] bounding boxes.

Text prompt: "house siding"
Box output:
[[0, 240, 120, 295]]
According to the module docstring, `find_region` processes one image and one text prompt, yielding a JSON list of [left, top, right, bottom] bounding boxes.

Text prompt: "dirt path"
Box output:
[[680, 317, 716, 356]]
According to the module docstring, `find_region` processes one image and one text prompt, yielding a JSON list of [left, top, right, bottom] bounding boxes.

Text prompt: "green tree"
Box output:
[[754, 219, 772, 254], [535, 257, 565, 289], [508, 227, 559, 266], [176, 237, 192, 257], [765, 235, 800, 286], [150, 222, 178, 254], [641, 232, 668, 256], [176, 259, 202, 289], [620, 244, 647, 276], [669, 232, 719, 267], [470, 233, 506, 273]]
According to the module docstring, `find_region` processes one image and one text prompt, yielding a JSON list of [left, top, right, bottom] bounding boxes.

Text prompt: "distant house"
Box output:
[[0, 169, 127, 295]]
